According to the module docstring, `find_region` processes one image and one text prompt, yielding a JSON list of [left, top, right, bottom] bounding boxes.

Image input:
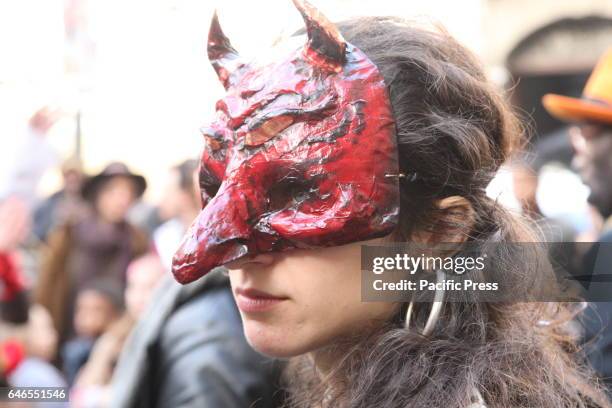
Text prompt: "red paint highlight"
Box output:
[[172, 0, 399, 283]]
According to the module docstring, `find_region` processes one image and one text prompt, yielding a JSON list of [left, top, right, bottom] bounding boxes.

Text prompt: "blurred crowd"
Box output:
[[0, 106, 205, 405]]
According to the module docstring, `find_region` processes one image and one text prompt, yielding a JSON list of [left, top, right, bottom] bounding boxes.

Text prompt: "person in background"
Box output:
[[0, 339, 25, 386], [505, 16, 612, 242], [0, 106, 61, 207], [122, 253, 166, 319], [0, 182, 66, 396], [62, 281, 123, 385], [0, 196, 30, 325], [153, 159, 200, 270], [26, 305, 60, 365], [71, 253, 166, 408], [542, 48, 612, 392], [1, 305, 67, 408], [34, 162, 149, 346], [33, 156, 89, 243], [8, 305, 66, 392], [0, 196, 33, 389]]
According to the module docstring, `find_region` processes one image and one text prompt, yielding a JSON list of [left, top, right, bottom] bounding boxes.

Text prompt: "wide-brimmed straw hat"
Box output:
[[81, 162, 147, 202], [542, 48, 612, 125]]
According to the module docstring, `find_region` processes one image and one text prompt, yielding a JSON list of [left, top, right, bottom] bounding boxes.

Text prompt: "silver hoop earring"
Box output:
[[404, 269, 445, 336], [404, 270, 487, 407]]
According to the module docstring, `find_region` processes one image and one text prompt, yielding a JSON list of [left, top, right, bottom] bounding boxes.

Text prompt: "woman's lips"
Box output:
[[234, 287, 288, 313]]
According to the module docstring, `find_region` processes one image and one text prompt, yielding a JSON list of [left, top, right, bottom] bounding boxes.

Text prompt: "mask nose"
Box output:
[[171, 187, 254, 283], [171, 174, 277, 284]]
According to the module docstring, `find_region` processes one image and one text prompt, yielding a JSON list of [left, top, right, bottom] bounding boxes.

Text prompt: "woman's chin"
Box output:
[[243, 319, 312, 358]]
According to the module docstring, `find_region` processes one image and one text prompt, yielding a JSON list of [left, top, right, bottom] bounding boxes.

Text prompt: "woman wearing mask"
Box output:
[[172, 1, 610, 406]]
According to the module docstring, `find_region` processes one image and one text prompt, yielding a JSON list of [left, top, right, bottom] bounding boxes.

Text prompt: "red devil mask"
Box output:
[[172, 0, 400, 284]]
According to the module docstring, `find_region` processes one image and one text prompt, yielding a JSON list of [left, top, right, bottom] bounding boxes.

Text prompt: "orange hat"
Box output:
[[542, 48, 612, 125]]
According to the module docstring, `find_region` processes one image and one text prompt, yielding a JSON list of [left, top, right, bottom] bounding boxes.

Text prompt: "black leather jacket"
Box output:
[[111, 270, 284, 408]]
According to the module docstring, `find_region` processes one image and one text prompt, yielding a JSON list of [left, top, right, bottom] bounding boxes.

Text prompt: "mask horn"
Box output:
[[292, 0, 346, 66], [208, 10, 243, 89]]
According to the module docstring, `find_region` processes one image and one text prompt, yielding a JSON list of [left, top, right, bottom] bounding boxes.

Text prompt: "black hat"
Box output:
[[81, 162, 147, 202]]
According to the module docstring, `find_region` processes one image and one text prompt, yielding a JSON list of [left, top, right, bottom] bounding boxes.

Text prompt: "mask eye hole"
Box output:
[[199, 166, 221, 207], [267, 177, 312, 212], [201, 183, 220, 201]]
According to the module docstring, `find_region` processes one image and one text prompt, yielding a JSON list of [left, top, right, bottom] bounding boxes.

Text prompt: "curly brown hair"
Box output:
[[282, 17, 611, 408]]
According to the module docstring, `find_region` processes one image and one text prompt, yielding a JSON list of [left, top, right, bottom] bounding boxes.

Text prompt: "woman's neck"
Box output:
[[311, 318, 390, 377], [309, 347, 349, 408]]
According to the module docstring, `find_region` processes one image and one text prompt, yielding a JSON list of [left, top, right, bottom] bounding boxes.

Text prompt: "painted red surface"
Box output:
[[172, 0, 399, 283], [0, 252, 24, 302]]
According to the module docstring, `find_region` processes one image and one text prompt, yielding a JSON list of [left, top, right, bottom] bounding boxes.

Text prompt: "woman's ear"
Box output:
[[413, 196, 475, 245]]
